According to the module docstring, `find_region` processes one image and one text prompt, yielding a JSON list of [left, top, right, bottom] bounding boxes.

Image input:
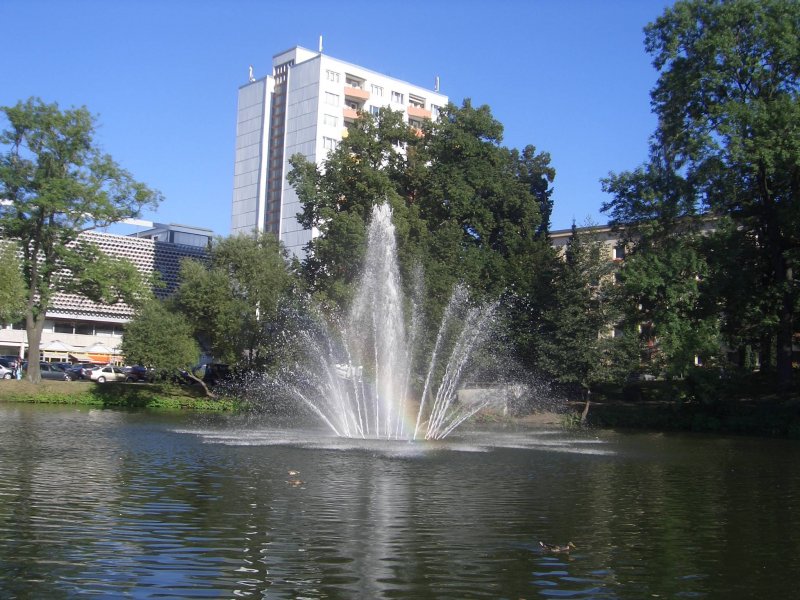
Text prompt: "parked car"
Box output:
[[0, 357, 20, 370], [90, 365, 129, 383], [66, 363, 101, 380], [21, 362, 72, 381], [0, 363, 14, 379], [123, 365, 155, 383]]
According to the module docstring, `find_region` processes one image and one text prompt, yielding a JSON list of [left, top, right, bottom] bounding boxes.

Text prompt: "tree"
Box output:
[[642, 0, 800, 387], [0, 242, 26, 324], [602, 152, 720, 378], [535, 224, 632, 393], [0, 98, 161, 382], [175, 233, 298, 371], [119, 299, 208, 394]]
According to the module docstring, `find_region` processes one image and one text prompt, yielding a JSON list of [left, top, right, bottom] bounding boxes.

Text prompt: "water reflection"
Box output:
[[1, 405, 799, 598]]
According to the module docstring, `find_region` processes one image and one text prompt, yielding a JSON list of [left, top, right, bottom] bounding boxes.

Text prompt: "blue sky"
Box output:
[[1, 0, 671, 236]]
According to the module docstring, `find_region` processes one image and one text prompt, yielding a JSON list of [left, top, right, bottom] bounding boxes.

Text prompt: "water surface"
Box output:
[[1, 404, 798, 598]]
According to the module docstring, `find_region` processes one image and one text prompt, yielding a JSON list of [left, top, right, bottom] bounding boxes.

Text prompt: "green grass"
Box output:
[[0, 380, 239, 411]]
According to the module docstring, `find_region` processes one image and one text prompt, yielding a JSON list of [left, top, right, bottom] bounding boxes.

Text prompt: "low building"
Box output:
[[0, 226, 209, 364]]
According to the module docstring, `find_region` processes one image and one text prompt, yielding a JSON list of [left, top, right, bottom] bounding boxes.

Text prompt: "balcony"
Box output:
[[342, 107, 359, 121], [407, 105, 431, 120], [344, 86, 370, 102]]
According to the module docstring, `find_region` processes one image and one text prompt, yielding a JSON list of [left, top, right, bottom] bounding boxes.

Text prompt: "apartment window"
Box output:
[[370, 105, 381, 116], [345, 76, 364, 89], [391, 91, 404, 104], [612, 245, 626, 260], [326, 70, 340, 83], [431, 104, 441, 120], [409, 118, 423, 129], [323, 113, 339, 127], [325, 92, 339, 106], [323, 137, 338, 150], [345, 99, 359, 110], [371, 84, 384, 97], [409, 94, 425, 108]]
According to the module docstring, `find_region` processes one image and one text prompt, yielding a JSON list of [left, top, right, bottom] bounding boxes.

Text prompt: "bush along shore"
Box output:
[[585, 373, 800, 440], [0, 380, 239, 411]]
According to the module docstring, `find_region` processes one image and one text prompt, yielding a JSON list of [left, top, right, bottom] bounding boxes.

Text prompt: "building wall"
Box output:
[[231, 46, 448, 258], [232, 77, 271, 236]]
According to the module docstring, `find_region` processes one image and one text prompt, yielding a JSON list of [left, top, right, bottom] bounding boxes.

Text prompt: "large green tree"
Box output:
[[642, 0, 800, 387], [175, 233, 298, 371], [119, 299, 208, 394], [603, 153, 720, 377], [535, 224, 633, 392], [289, 101, 557, 365], [0, 98, 161, 382]]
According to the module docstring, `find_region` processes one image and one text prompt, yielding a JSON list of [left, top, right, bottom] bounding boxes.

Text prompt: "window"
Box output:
[[323, 137, 338, 150], [325, 92, 339, 106], [95, 325, 114, 336], [370, 105, 380, 116], [54, 321, 74, 334], [371, 84, 384, 97], [431, 104, 441, 120], [345, 76, 364, 89], [612, 245, 625, 260], [323, 113, 338, 127], [409, 118, 423, 129], [326, 70, 340, 83], [345, 99, 359, 110], [391, 91, 404, 104], [76, 323, 94, 335], [409, 94, 425, 108]]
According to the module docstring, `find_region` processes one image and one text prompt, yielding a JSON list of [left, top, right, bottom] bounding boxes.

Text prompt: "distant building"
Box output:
[[126, 220, 213, 248], [0, 229, 207, 364], [232, 46, 448, 257]]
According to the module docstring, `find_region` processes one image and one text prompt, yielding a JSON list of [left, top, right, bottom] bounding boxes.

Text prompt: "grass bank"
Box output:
[[0, 380, 239, 411]]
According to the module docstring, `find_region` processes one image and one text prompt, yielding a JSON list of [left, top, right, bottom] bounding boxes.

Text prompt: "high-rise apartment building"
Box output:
[[231, 46, 448, 257]]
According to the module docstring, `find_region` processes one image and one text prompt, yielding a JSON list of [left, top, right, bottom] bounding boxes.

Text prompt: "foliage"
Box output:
[[0, 241, 26, 323], [120, 299, 201, 384], [642, 0, 800, 387], [0, 98, 161, 382], [535, 224, 635, 389], [602, 157, 721, 377], [289, 101, 558, 368], [174, 233, 299, 371]]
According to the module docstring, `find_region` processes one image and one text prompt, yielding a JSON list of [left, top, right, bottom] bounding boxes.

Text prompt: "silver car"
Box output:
[[0, 363, 14, 379], [89, 365, 129, 383]]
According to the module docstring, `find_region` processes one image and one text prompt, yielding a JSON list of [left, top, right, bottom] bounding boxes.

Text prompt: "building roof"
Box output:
[[48, 231, 207, 322]]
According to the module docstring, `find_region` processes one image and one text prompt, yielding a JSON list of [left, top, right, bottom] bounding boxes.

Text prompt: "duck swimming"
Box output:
[[539, 541, 576, 553]]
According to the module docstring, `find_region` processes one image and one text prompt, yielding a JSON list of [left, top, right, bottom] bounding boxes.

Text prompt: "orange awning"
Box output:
[[87, 353, 111, 364]]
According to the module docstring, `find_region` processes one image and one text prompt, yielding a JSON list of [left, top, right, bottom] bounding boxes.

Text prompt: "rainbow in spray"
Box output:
[[289, 204, 499, 441]]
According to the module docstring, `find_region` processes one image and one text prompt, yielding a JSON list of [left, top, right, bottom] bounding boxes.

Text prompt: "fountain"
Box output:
[[282, 203, 504, 441]]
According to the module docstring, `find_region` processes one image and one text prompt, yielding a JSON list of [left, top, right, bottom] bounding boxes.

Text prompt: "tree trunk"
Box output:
[[185, 371, 215, 398], [25, 311, 46, 383]]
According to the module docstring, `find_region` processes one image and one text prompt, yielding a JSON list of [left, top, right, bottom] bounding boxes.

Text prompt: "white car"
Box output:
[[89, 365, 129, 383]]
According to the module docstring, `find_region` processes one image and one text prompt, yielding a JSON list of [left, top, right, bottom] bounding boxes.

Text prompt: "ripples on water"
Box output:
[[1, 405, 799, 598]]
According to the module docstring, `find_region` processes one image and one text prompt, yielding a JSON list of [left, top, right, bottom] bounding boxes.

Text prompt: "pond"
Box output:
[[1, 403, 798, 598]]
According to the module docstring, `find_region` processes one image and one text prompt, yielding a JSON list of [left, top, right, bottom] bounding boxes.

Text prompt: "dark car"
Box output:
[[22, 362, 72, 381], [123, 365, 155, 383], [66, 363, 101, 380]]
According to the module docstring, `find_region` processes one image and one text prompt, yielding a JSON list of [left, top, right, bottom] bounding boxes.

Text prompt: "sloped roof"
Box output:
[[48, 231, 207, 321]]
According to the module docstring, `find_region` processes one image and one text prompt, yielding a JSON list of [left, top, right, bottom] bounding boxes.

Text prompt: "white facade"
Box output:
[[231, 46, 448, 258]]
